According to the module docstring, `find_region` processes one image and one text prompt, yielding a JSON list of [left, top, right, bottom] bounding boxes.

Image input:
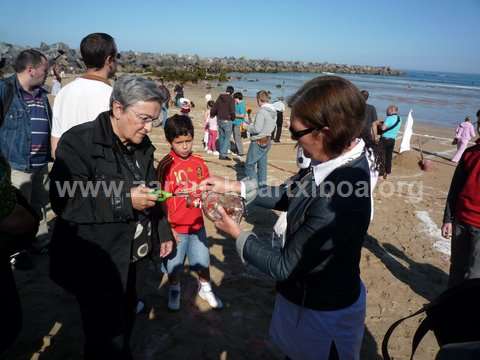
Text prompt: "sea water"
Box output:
[[227, 70, 480, 128]]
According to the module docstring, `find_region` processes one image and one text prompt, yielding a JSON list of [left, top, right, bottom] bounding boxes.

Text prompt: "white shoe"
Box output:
[[213, 151, 219, 156], [207, 150, 213, 154], [198, 282, 223, 309], [204, 147, 209, 152], [168, 284, 181, 311]]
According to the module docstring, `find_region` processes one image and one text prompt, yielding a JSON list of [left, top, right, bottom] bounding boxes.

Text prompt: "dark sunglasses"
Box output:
[[289, 126, 317, 140]]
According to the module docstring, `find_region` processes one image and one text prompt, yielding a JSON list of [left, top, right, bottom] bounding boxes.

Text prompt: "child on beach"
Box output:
[[233, 92, 246, 156], [180, 98, 192, 115], [157, 115, 222, 311], [204, 100, 218, 155]]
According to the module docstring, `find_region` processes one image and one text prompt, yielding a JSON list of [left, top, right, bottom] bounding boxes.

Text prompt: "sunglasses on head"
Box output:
[[289, 126, 317, 141]]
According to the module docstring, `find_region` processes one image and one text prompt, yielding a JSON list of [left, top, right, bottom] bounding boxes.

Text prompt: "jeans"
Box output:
[[449, 221, 480, 288], [163, 228, 210, 275], [218, 120, 233, 157], [245, 140, 271, 186], [233, 124, 245, 155], [380, 137, 395, 175], [10, 164, 49, 249]]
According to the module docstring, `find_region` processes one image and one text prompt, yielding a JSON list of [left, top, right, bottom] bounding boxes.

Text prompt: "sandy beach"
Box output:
[[3, 78, 465, 360]]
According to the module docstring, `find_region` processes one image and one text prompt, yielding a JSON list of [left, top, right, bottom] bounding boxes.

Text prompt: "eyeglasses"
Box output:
[[289, 126, 317, 141], [129, 109, 159, 125]]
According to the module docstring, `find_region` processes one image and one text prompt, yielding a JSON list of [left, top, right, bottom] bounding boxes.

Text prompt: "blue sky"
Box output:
[[1, 0, 479, 73]]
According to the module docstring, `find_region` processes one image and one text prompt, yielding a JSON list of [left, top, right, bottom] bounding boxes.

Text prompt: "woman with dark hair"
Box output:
[[201, 76, 376, 360]]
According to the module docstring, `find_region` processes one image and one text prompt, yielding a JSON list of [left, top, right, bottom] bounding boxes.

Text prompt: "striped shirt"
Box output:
[[21, 87, 50, 168]]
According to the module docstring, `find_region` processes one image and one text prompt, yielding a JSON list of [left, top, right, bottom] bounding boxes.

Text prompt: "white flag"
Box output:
[[400, 110, 414, 153]]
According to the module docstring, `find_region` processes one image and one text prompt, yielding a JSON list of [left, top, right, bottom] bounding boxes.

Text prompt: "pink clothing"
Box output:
[[204, 109, 218, 131], [455, 121, 476, 142], [208, 130, 218, 151], [452, 122, 476, 163]]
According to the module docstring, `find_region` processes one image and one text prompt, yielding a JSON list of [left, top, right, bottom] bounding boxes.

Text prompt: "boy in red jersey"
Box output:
[[157, 115, 222, 311]]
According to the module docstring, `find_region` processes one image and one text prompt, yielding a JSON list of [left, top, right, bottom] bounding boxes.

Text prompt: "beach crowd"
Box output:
[[1, 32, 480, 360]]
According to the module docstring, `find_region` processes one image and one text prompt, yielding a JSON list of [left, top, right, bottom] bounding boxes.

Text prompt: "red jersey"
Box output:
[[163, 150, 209, 234], [456, 145, 480, 228]]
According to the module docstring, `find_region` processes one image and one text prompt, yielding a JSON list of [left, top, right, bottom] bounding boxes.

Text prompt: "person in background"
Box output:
[[244, 90, 277, 185], [51, 64, 62, 96], [51, 32, 118, 158], [0, 152, 39, 355], [360, 90, 379, 143], [201, 76, 373, 360], [156, 115, 223, 311], [476, 110, 480, 136], [49, 76, 174, 359], [156, 83, 170, 128], [205, 100, 218, 155], [210, 86, 235, 160], [0, 49, 51, 258], [174, 83, 184, 107], [379, 105, 402, 179], [179, 98, 193, 115], [442, 142, 480, 287], [233, 92, 246, 157], [451, 116, 476, 163], [271, 99, 286, 143]]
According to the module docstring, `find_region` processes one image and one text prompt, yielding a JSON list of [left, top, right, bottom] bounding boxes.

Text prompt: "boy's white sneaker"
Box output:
[[207, 150, 213, 154], [198, 282, 223, 309], [168, 284, 181, 311], [213, 151, 219, 156]]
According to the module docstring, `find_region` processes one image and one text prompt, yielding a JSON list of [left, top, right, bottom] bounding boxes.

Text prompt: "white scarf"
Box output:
[[312, 139, 365, 185]]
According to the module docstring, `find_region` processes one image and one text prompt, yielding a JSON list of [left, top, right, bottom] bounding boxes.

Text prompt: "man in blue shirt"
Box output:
[[380, 105, 402, 179], [0, 49, 51, 254]]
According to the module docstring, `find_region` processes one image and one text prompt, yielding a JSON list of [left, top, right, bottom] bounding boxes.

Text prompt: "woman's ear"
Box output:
[[316, 126, 330, 138], [111, 100, 123, 120]]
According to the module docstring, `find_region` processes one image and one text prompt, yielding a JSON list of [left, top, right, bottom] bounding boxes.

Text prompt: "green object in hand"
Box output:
[[150, 189, 173, 202]]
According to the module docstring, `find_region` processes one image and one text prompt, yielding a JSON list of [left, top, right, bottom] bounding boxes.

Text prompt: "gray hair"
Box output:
[[110, 75, 167, 109]]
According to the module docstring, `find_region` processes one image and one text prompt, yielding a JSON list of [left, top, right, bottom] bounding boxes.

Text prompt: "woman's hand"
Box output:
[[441, 222, 453, 239], [199, 176, 241, 194], [159, 240, 174, 258], [131, 185, 158, 211], [214, 206, 241, 239]]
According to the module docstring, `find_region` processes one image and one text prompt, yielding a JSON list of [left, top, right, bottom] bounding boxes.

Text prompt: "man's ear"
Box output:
[[105, 55, 115, 67]]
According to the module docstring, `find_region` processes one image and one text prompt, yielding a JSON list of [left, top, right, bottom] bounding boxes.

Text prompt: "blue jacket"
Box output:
[[0, 75, 52, 172]]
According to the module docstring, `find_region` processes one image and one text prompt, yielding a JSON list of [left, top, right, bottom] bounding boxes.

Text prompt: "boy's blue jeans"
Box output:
[[245, 140, 271, 186], [162, 228, 210, 275]]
